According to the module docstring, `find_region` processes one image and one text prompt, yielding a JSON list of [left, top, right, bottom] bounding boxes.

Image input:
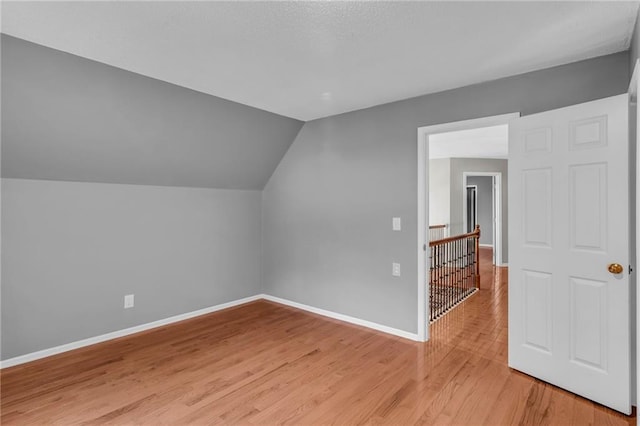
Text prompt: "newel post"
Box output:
[[475, 225, 481, 289]]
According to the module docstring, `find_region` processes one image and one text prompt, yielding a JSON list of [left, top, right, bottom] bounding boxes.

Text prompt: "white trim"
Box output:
[[262, 294, 421, 341], [630, 58, 640, 407], [0, 294, 263, 369], [417, 112, 518, 346], [495, 173, 503, 266], [417, 130, 428, 342], [418, 112, 520, 137], [479, 244, 494, 248]]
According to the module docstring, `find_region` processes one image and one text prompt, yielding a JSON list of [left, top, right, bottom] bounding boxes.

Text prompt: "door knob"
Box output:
[[607, 263, 624, 274]]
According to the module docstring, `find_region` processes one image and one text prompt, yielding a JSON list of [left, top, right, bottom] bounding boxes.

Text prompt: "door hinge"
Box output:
[[423, 243, 427, 251]]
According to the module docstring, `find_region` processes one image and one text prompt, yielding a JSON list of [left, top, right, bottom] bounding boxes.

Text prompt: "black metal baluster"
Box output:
[[454, 238, 458, 305], [448, 240, 452, 313]]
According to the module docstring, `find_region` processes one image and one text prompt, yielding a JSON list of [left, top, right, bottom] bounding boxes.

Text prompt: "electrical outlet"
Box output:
[[392, 217, 401, 231], [124, 294, 135, 309], [392, 263, 401, 277]]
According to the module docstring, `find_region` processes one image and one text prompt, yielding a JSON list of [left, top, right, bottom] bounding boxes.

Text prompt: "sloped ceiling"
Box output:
[[1, 2, 639, 189], [1, 35, 304, 190], [2, 1, 638, 121]]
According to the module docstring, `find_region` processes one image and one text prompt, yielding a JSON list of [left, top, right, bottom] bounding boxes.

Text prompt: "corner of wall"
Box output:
[[259, 121, 307, 295], [629, 6, 640, 80], [261, 122, 306, 193]]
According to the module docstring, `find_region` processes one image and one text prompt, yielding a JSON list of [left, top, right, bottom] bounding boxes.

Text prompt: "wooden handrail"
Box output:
[[429, 225, 480, 247], [429, 224, 447, 230]]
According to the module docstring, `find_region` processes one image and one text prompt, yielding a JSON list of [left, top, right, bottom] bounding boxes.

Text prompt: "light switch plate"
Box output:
[[392, 217, 401, 231]]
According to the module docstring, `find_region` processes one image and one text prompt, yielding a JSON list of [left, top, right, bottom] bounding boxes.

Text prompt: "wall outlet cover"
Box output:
[[392, 263, 401, 277]]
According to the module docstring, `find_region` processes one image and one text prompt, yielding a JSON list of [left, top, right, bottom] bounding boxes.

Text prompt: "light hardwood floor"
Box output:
[[1, 248, 636, 425]]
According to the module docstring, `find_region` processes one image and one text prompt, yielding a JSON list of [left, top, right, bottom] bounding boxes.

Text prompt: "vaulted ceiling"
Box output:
[[1, 2, 639, 189], [1, 35, 304, 190], [3, 1, 638, 121]]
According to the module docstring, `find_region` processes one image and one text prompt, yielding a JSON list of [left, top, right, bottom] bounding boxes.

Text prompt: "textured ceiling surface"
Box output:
[[2, 1, 638, 121], [429, 125, 508, 160]]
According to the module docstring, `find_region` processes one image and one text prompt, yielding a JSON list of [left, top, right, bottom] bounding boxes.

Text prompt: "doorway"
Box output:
[[417, 112, 518, 342], [463, 172, 503, 266], [465, 184, 477, 233], [419, 96, 635, 415]]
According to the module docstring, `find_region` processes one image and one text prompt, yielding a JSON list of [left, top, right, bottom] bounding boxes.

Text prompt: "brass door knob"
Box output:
[[608, 263, 624, 274]]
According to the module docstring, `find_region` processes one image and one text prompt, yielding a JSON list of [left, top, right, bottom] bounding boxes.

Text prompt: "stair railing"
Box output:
[[429, 225, 480, 322]]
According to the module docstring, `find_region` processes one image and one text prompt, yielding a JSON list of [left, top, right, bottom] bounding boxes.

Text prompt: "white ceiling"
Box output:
[[2, 1, 639, 121], [429, 125, 508, 160]]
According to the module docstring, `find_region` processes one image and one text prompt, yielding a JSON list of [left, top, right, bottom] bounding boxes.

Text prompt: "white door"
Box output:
[[508, 94, 631, 414]]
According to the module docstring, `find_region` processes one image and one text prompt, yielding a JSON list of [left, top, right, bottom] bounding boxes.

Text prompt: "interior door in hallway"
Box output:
[[508, 94, 631, 414]]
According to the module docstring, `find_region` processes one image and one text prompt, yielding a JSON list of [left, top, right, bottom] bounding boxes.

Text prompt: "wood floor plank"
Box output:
[[1, 248, 635, 425]]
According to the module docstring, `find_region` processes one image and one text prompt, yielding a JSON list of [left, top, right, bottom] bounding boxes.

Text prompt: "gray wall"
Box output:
[[631, 8, 640, 77], [428, 158, 450, 229], [1, 179, 262, 359], [0, 34, 631, 355], [0, 35, 298, 361], [1, 35, 304, 190], [450, 159, 508, 262], [262, 51, 629, 334], [467, 176, 493, 246]]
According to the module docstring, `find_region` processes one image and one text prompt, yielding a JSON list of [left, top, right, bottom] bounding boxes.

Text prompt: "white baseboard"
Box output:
[[1, 293, 421, 369], [479, 244, 494, 248], [261, 294, 420, 341], [0, 294, 263, 369]]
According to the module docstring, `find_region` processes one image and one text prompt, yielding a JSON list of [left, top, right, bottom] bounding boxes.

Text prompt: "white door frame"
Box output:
[[463, 172, 503, 266], [629, 59, 639, 408], [417, 112, 519, 342]]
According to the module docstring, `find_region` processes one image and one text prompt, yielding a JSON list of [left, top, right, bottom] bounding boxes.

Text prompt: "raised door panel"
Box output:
[[523, 270, 553, 354], [522, 168, 552, 248], [569, 163, 607, 253], [569, 277, 608, 372]]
